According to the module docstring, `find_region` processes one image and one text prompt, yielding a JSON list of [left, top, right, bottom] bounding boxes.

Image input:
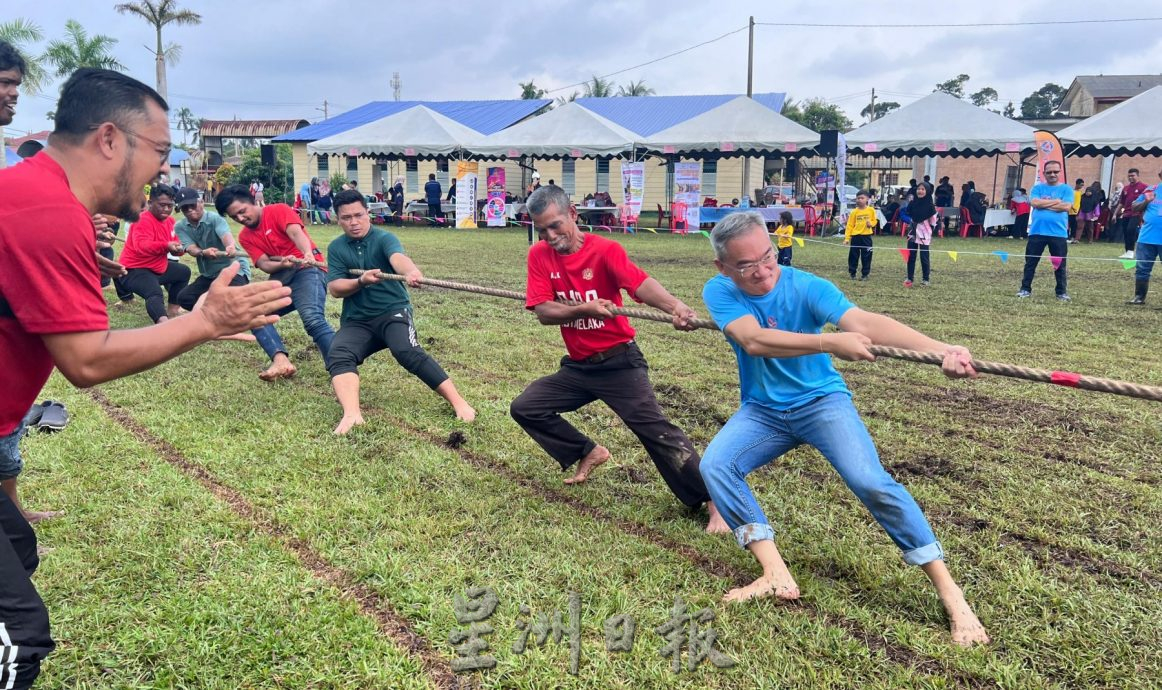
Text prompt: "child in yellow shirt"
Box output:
[[844, 191, 875, 279], [774, 210, 795, 265]]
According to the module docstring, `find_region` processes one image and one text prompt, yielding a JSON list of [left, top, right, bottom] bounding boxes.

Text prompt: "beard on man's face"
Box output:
[[112, 153, 145, 222]]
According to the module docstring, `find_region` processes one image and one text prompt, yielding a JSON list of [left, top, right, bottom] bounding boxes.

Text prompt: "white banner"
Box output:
[[621, 162, 644, 225], [455, 161, 478, 229], [835, 131, 848, 218], [674, 162, 701, 230]]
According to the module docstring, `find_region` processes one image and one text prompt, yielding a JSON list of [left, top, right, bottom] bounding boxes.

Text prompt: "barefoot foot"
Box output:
[[453, 401, 476, 423], [259, 361, 297, 381], [24, 509, 64, 524], [217, 332, 257, 342], [723, 572, 800, 603], [947, 604, 990, 646], [705, 501, 731, 534], [564, 445, 610, 485], [333, 414, 365, 435]]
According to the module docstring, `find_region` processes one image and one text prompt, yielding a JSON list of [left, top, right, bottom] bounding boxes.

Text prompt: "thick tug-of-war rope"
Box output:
[[347, 269, 1162, 403]]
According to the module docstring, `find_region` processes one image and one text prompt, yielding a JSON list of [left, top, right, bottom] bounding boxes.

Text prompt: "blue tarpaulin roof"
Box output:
[[169, 148, 190, 166], [4, 147, 21, 166], [274, 99, 552, 142], [577, 93, 786, 136]]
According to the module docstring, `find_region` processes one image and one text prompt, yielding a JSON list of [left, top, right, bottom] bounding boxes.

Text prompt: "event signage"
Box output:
[[404, 148, 416, 156], [1033, 130, 1066, 184], [485, 167, 506, 228], [674, 162, 701, 230], [835, 132, 848, 217], [1005, 142, 1020, 152], [456, 161, 479, 229], [784, 143, 798, 152], [621, 162, 645, 228]]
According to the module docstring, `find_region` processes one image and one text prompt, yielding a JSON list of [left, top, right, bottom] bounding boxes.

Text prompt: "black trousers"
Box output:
[[848, 235, 873, 277], [98, 245, 135, 300], [777, 246, 792, 266], [509, 342, 711, 508], [176, 272, 247, 312], [906, 239, 930, 282], [326, 311, 448, 389], [427, 200, 444, 225], [1020, 235, 1068, 295], [1011, 213, 1029, 239], [122, 262, 191, 322], [1123, 216, 1142, 251], [0, 493, 54, 690]]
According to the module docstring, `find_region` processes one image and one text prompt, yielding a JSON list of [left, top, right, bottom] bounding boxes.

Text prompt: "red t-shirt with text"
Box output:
[[120, 212, 177, 273], [237, 203, 322, 262], [0, 153, 109, 435], [525, 233, 648, 360]]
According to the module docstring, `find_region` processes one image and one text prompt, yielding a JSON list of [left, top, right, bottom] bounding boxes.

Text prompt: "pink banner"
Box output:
[[485, 167, 506, 228]]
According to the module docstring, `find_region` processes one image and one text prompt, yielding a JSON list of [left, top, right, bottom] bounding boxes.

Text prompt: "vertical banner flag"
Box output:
[[815, 171, 835, 204], [455, 161, 478, 229], [621, 162, 645, 229], [485, 167, 506, 227], [1033, 130, 1066, 185], [835, 131, 848, 218], [674, 162, 701, 231]]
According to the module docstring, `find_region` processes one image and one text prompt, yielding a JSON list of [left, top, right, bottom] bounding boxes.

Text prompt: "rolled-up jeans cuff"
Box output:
[[732, 523, 775, 550], [902, 541, 944, 566]]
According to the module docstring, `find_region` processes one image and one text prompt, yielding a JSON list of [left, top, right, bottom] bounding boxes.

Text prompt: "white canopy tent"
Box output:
[[307, 105, 484, 158], [642, 96, 818, 157], [1057, 86, 1162, 155], [844, 91, 1037, 157], [469, 102, 638, 159]]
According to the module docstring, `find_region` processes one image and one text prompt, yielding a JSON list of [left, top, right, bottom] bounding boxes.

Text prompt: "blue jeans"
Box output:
[[276, 267, 334, 360], [700, 393, 944, 565], [1135, 242, 1162, 281], [0, 421, 26, 480]]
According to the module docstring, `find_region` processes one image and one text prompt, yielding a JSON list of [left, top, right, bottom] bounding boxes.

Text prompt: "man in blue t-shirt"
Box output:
[[1126, 169, 1162, 305], [1018, 161, 1075, 301], [424, 173, 444, 226], [699, 211, 989, 647]]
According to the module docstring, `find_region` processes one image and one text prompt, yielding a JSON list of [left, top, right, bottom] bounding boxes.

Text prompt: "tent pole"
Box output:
[[992, 154, 999, 206]]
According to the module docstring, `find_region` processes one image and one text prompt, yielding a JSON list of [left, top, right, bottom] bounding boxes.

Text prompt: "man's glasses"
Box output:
[[728, 247, 776, 277], [90, 124, 172, 165]]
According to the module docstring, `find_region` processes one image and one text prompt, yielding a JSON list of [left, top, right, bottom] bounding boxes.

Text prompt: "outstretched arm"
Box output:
[[837, 308, 976, 378], [634, 277, 697, 330]]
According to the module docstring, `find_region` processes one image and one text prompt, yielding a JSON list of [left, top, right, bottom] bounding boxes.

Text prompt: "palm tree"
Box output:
[[616, 80, 655, 97], [43, 20, 126, 78], [518, 80, 545, 100], [581, 75, 615, 98], [0, 18, 47, 93], [114, 0, 202, 101], [174, 105, 200, 145]]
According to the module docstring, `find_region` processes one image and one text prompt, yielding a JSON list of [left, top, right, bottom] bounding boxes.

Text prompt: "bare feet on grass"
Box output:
[[24, 509, 64, 524], [943, 593, 990, 647], [333, 414, 365, 435], [705, 501, 731, 534], [258, 357, 296, 381], [453, 401, 476, 423], [564, 445, 610, 485], [724, 569, 801, 603]]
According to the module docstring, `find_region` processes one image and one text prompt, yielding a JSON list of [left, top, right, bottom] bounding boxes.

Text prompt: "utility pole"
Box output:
[[391, 72, 402, 101], [868, 88, 876, 121], [316, 100, 329, 121], [742, 15, 755, 201]]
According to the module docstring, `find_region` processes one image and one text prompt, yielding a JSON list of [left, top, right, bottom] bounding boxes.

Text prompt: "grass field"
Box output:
[[22, 221, 1162, 689]]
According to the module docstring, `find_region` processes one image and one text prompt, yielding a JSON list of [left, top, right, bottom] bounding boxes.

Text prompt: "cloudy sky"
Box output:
[[7, 0, 1161, 140]]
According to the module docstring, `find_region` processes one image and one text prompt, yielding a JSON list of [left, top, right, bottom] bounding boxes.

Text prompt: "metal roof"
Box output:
[[274, 99, 552, 142], [575, 93, 786, 136], [1075, 75, 1162, 100], [200, 119, 310, 138]]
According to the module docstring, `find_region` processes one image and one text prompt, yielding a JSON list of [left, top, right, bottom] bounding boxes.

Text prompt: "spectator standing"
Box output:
[[904, 183, 936, 286], [773, 210, 794, 265], [1116, 169, 1148, 258], [1075, 182, 1102, 243], [1067, 178, 1084, 242], [424, 173, 443, 226], [844, 191, 876, 280], [1009, 188, 1030, 239], [1126, 170, 1161, 305], [1017, 161, 1072, 301]]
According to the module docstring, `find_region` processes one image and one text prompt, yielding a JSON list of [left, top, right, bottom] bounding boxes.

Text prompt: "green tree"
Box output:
[[518, 80, 545, 99], [43, 20, 125, 78], [174, 105, 201, 145], [0, 18, 46, 93], [617, 80, 655, 97], [581, 75, 614, 98], [1002, 101, 1016, 118], [782, 97, 852, 132], [114, 0, 202, 101], [859, 100, 899, 121], [1020, 83, 1067, 118], [970, 87, 998, 108], [934, 74, 971, 99], [554, 91, 579, 108], [226, 144, 294, 204]]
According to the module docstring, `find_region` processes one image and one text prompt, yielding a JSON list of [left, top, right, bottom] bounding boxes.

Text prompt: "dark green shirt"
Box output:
[[174, 211, 251, 279], [326, 227, 411, 324]]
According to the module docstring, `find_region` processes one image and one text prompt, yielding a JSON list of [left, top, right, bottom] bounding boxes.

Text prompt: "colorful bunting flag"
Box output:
[[698, 230, 711, 239], [643, 227, 657, 234], [992, 250, 1009, 264], [1122, 259, 1137, 269], [898, 248, 912, 262], [1049, 256, 1063, 270], [795, 237, 804, 248], [947, 251, 958, 262]]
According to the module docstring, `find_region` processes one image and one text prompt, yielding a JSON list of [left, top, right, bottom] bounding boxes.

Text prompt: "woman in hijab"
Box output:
[[904, 182, 938, 286], [390, 176, 405, 227]]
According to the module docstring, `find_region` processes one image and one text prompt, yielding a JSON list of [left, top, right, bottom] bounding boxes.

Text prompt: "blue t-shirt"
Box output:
[[702, 267, 855, 411], [1029, 182, 1074, 237], [1135, 185, 1162, 246]]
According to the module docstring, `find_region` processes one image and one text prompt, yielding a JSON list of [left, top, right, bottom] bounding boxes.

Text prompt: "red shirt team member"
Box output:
[[0, 64, 290, 690], [118, 183, 191, 322], [217, 185, 335, 360], [509, 185, 728, 533]]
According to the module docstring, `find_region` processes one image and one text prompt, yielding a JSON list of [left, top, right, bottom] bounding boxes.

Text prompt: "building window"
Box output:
[[702, 160, 717, 197], [1003, 165, 1021, 198], [436, 158, 450, 187], [317, 156, 329, 180], [562, 159, 576, 196], [346, 156, 358, 185], [406, 158, 419, 193], [596, 159, 610, 193]]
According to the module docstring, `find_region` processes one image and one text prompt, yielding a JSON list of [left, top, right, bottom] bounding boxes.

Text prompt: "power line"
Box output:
[[545, 24, 749, 94], [756, 16, 1162, 28]]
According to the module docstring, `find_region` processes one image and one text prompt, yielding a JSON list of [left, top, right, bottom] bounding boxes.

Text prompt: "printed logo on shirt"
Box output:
[[582, 268, 593, 280], [556, 289, 604, 330], [766, 315, 777, 329], [550, 272, 561, 279]]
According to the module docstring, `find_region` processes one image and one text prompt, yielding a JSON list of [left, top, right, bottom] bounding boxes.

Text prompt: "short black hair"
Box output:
[[428, 173, 436, 180], [215, 184, 254, 216], [150, 183, 175, 200], [333, 189, 366, 212], [51, 68, 168, 145], [1043, 161, 1062, 171], [0, 40, 26, 75], [1129, 168, 1140, 175]]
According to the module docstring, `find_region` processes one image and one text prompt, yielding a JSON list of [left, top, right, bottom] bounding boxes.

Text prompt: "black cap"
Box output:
[[175, 187, 201, 208]]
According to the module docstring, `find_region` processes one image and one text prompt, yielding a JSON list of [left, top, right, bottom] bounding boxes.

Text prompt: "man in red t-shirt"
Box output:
[[510, 186, 728, 533], [118, 183, 191, 322], [0, 65, 291, 689], [1116, 168, 1149, 258], [217, 184, 335, 360]]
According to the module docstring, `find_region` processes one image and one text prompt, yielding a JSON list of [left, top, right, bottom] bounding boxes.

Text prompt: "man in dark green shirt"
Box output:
[[325, 190, 475, 434], [173, 188, 296, 380]]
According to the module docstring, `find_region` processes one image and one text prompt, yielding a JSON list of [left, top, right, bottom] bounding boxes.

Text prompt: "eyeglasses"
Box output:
[[91, 124, 172, 165], [728, 247, 776, 277]]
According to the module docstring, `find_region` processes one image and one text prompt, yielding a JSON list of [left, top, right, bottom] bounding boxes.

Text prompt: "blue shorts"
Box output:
[[0, 421, 26, 480]]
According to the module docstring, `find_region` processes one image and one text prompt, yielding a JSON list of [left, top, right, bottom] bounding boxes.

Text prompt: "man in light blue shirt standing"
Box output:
[[699, 211, 990, 647], [1126, 169, 1162, 305], [1018, 160, 1074, 301]]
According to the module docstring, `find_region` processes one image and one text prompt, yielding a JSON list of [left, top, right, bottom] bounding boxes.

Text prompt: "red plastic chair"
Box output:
[[671, 202, 688, 233], [802, 205, 822, 236], [656, 203, 669, 231], [959, 207, 984, 238]]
